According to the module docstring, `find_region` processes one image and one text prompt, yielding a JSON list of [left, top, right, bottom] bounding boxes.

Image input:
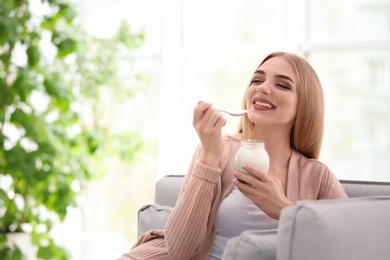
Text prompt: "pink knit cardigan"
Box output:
[[118, 136, 348, 260]]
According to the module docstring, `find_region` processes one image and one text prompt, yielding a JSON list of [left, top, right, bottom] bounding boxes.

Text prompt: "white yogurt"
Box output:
[[234, 139, 270, 177]]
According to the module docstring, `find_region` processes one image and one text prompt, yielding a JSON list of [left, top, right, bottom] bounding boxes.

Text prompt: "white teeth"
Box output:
[[255, 101, 273, 108]]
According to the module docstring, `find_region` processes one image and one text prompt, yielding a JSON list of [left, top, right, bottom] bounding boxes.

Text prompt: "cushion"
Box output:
[[277, 196, 390, 260], [222, 229, 278, 260], [137, 204, 172, 238]]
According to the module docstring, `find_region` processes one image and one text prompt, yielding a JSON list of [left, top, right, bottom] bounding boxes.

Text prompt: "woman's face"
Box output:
[[246, 56, 298, 130]]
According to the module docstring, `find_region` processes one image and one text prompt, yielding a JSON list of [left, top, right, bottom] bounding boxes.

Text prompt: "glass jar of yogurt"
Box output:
[[234, 139, 270, 177]]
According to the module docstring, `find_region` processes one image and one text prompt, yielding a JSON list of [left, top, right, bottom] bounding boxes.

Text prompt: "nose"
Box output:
[[256, 82, 271, 94]]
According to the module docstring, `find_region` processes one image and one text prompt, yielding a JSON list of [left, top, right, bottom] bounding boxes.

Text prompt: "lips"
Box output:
[[252, 97, 275, 109]]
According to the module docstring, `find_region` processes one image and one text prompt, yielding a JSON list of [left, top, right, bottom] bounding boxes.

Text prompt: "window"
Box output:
[[304, 0, 390, 181], [157, 0, 390, 182]]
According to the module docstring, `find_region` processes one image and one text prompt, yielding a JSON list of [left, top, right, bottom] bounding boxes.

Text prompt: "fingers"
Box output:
[[233, 164, 270, 191], [233, 176, 256, 189], [239, 164, 268, 181], [233, 175, 258, 197], [193, 102, 226, 129], [233, 169, 258, 189], [234, 171, 256, 185], [212, 112, 227, 128], [193, 102, 212, 124]]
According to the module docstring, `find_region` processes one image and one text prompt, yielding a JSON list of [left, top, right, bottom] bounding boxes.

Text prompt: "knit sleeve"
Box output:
[[163, 139, 230, 259]]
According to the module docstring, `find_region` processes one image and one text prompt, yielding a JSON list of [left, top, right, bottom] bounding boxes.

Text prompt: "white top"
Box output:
[[208, 186, 279, 260]]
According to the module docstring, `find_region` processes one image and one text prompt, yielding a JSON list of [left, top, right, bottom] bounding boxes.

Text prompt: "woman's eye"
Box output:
[[251, 79, 263, 85], [277, 83, 290, 90]]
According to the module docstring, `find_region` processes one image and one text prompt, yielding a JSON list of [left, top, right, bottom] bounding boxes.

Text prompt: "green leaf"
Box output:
[[0, 245, 25, 260], [41, 16, 56, 31], [12, 67, 34, 102], [56, 4, 76, 24], [9, 107, 27, 126], [26, 44, 40, 67], [37, 246, 52, 259], [0, 233, 6, 243], [56, 38, 77, 58], [0, 20, 9, 45], [0, 189, 9, 202], [114, 21, 145, 50]]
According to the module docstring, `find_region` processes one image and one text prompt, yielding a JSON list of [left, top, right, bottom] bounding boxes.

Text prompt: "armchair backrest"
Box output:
[[154, 175, 390, 208]]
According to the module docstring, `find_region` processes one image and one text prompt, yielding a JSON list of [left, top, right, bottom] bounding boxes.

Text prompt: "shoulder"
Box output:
[[293, 149, 330, 174], [291, 150, 347, 199], [291, 149, 336, 184]]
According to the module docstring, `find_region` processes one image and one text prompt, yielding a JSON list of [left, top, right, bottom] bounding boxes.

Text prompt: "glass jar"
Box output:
[[234, 139, 270, 177]]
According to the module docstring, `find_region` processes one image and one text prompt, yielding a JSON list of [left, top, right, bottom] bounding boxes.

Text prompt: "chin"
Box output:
[[248, 113, 268, 123]]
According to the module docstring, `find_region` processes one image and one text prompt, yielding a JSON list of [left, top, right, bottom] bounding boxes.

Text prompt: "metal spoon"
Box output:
[[220, 109, 248, 117]]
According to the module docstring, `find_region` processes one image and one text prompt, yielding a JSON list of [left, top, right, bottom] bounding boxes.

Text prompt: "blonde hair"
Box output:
[[238, 52, 324, 159]]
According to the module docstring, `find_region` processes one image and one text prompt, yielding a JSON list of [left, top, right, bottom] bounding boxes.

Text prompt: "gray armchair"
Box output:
[[138, 175, 390, 260]]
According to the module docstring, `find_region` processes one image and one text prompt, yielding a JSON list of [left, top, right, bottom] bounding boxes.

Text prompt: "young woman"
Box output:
[[118, 51, 348, 260]]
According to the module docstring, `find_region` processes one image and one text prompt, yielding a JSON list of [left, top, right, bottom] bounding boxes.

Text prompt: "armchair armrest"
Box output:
[[223, 196, 390, 260], [277, 196, 390, 260]]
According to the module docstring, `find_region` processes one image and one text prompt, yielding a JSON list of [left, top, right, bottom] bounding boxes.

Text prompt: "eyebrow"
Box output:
[[253, 70, 295, 84]]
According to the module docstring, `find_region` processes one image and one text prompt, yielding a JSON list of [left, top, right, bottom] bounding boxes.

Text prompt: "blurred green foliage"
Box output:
[[0, 0, 147, 259], [72, 19, 147, 177]]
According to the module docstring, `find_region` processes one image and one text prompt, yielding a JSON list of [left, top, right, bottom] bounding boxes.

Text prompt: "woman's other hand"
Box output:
[[193, 101, 227, 168], [233, 164, 294, 219]]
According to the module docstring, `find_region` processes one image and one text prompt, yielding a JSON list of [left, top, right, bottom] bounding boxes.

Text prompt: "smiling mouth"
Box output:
[[254, 101, 274, 109]]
